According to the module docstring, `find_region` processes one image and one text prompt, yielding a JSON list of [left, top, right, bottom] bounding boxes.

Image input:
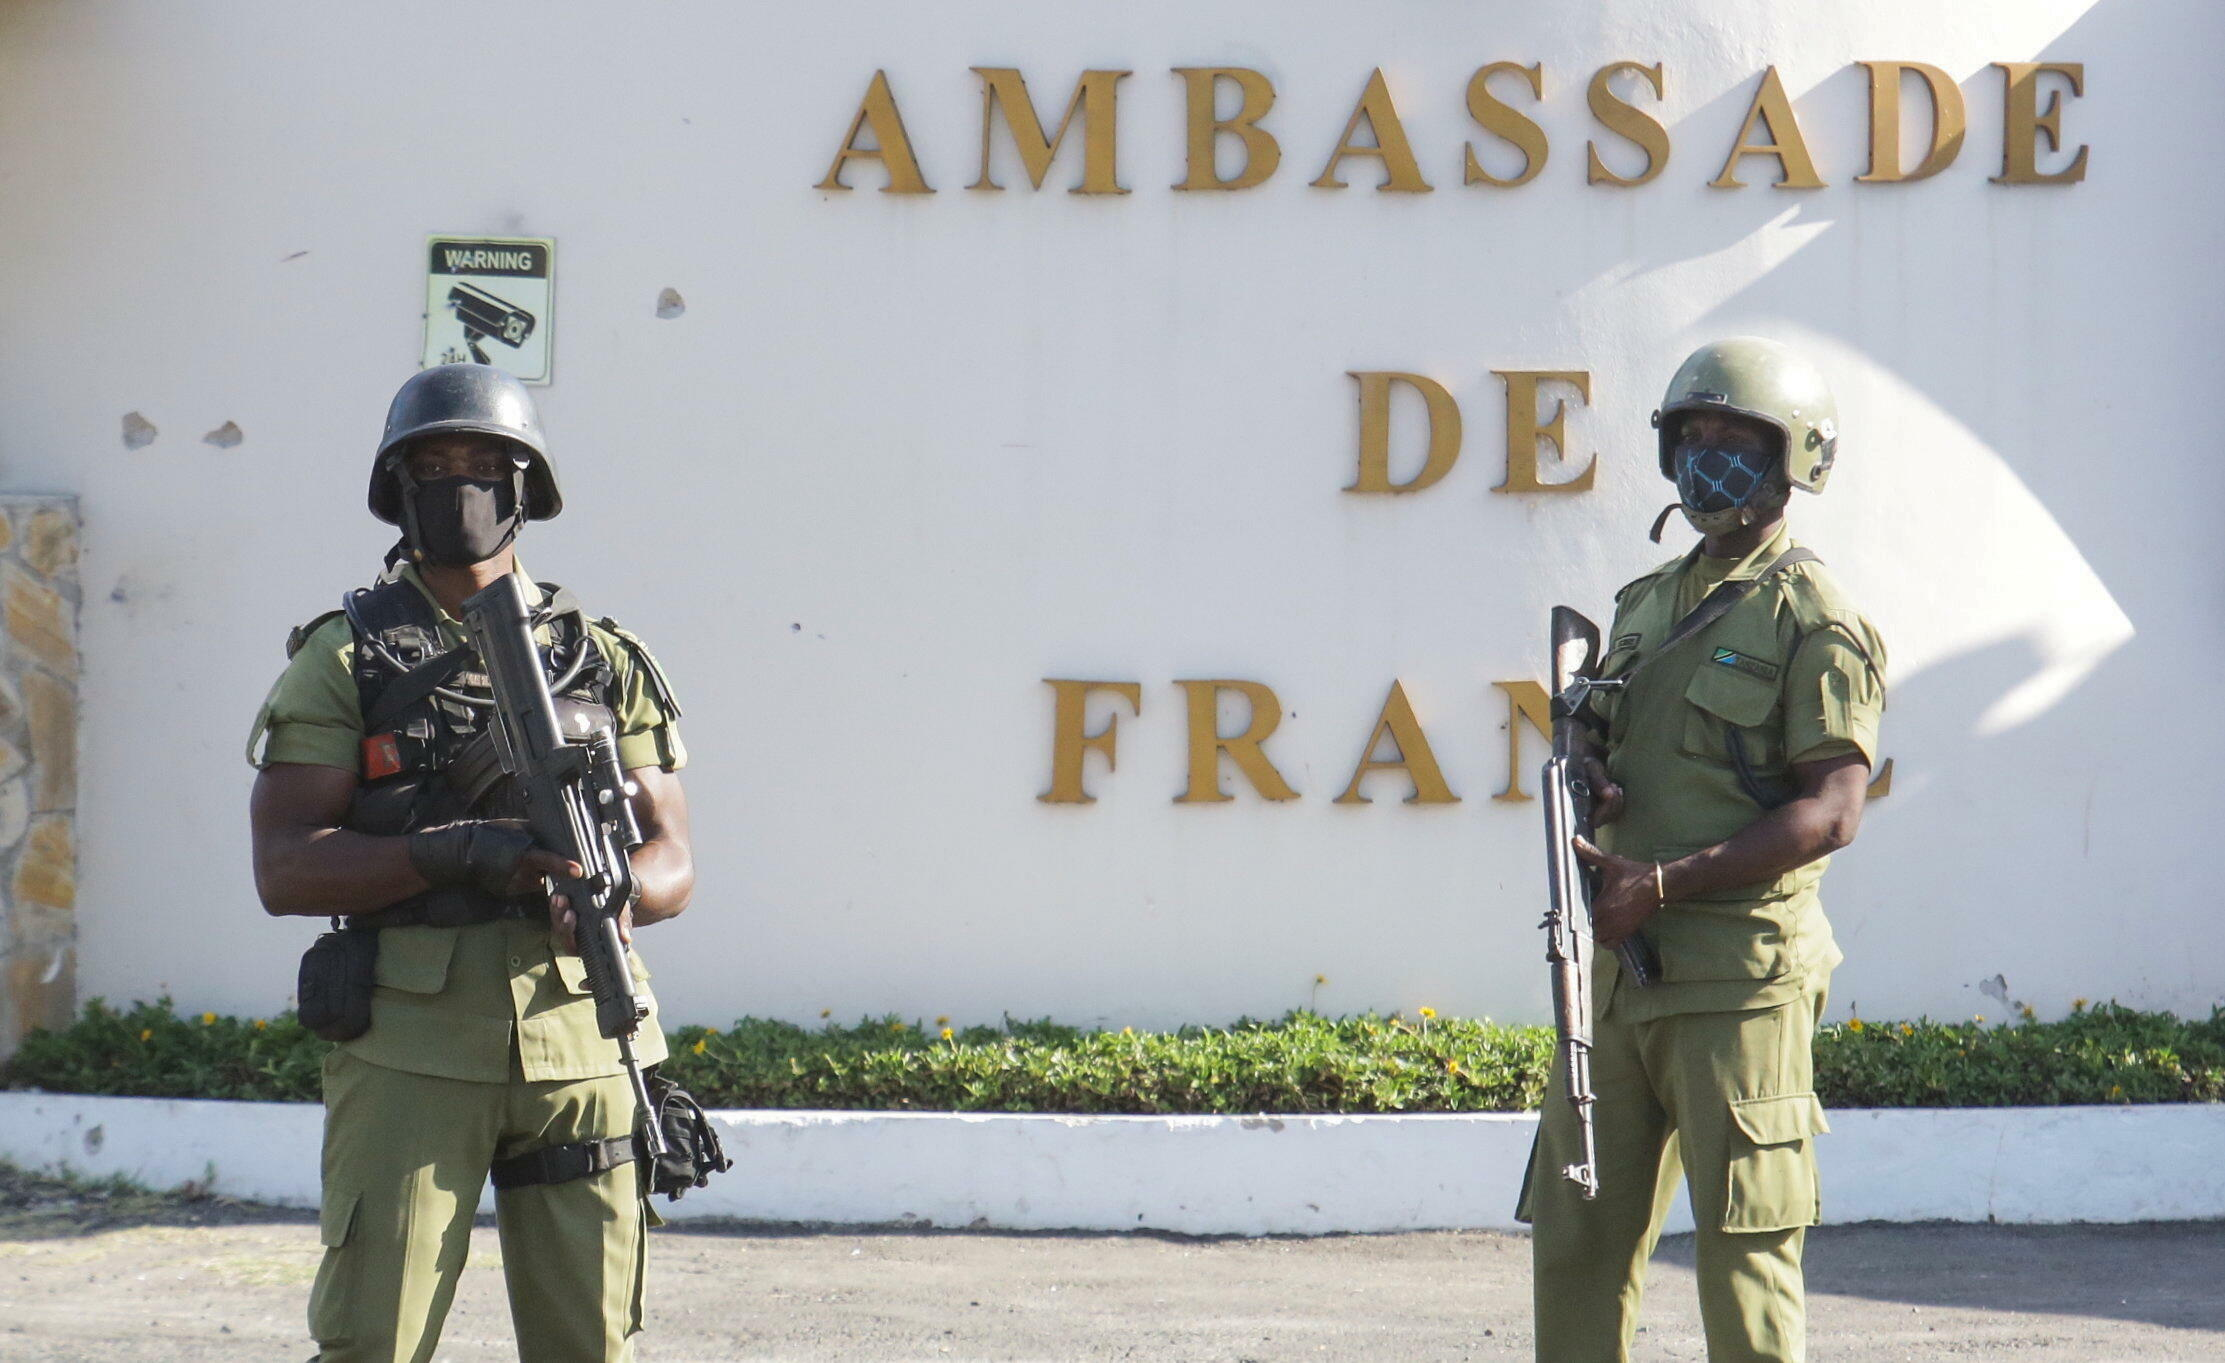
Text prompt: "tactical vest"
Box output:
[[290, 574, 620, 929]]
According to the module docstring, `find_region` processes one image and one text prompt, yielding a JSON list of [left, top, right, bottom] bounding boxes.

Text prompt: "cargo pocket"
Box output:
[[372, 927, 456, 994], [307, 1190, 361, 1342], [1721, 1092, 1828, 1233]]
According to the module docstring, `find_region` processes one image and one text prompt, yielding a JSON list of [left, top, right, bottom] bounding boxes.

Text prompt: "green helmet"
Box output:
[[1650, 337, 1839, 494]]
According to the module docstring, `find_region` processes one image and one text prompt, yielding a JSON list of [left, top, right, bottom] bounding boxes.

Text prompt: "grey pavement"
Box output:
[[1, 1172, 2220, 1361]]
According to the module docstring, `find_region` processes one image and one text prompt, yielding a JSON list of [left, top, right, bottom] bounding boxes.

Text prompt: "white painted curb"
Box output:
[[2, 1093, 2219, 1233]]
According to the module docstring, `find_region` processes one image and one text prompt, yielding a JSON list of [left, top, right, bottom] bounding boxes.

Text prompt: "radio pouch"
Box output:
[[297, 921, 378, 1042]]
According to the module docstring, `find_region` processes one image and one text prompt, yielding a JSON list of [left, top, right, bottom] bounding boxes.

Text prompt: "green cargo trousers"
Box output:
[[1519, 986, 1830, 1363], [309, 1049, 647, 1363]]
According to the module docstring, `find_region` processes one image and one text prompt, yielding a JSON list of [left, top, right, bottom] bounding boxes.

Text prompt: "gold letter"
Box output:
[[1039, 680, 1142, 805], [970, 67, 1131, 194], [1174, 680, 1298, 804], [1173, 67, 1281, 191], [1492, 370, 1595, 494], [1712, 66, 1827, 189], [1857, 61, 1966, 183], [1586, 62, 1668, 186], [1312, 68, 1433, 192], [1335, 682, 1460, 805], [1993, 62, 2088, 185], [1347, 372, 1462, 494], [816, 70, 934, 194], [1490, 681, 1554, 803], [1464, 63, 1548, 188]]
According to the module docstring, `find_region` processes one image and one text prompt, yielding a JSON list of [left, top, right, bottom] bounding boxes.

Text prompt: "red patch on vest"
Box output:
[[361, 733, 404, 780]]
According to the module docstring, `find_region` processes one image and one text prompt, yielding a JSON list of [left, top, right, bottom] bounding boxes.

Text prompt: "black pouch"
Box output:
[[297, 921, 377, 1042], [643, 1072, 732, 1201]]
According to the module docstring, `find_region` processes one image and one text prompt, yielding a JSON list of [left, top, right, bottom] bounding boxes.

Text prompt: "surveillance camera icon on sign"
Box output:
[[446, 283, 537, 365]]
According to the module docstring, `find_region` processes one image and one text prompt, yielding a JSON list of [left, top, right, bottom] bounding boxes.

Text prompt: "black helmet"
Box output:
[[368, 364, 562, 524]]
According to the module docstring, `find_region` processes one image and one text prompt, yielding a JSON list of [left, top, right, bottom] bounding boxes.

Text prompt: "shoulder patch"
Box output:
[[595, 617, 683, 720]]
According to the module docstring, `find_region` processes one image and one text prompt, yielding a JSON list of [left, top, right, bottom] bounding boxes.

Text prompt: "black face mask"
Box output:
[[1672, 442, 1782, 515], [406, 475, 521, 566]]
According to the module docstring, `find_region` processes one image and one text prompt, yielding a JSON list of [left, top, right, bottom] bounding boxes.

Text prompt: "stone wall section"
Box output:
[[0, 496, 78, 1062]]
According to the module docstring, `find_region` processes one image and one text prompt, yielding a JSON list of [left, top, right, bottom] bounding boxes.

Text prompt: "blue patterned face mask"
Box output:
[[1673, 442, 1780, 514]]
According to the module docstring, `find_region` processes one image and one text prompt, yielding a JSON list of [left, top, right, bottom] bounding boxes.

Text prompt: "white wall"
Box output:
[[0, 0, 2212, 1031]]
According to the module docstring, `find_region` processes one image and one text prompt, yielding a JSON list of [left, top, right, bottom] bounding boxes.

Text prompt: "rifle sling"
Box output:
[[1613, 546, 1818, 691]]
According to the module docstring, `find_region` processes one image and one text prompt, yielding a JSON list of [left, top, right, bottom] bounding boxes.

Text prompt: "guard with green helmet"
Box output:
[[1518, 337, 1886, 1363], [247, 363, 698, 1362]]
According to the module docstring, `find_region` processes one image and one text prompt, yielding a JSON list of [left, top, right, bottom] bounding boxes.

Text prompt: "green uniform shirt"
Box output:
[[1592, 524, 1885, 1020], [248, 564, 683, 1084]]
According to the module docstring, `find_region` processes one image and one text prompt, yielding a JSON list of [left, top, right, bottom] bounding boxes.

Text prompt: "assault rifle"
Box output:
[[463, 574, 666, 1159], [1540, 606, 1661, 1199]]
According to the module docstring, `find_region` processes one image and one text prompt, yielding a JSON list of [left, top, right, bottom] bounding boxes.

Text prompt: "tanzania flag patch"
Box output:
[[1712, 648, 1779, 682]]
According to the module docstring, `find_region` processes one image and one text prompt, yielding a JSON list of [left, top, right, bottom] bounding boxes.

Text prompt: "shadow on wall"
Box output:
[[1636, 1, 2203, 1015], [1686, 0, 2178, 607]]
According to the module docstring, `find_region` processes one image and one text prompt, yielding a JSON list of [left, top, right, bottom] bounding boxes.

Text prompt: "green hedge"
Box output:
[[7, 997, 2221, 1112]]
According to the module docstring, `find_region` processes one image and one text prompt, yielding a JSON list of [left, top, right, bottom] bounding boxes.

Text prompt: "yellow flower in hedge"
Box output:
[[1974, 1015, 1985, 1024], [1315, 974, 1327, 985], [692, 1038, 708, 1055], [1900, 1024, 1914, 1036], [1445, 1059, 1461, 1075], [936, 1015, 950, 1027], [200, 1012, 216, 1026], [254, 1018, 268, 1031], [890, 1021, 906, 1033], [1848, 1018, 1865, 1033], [1121, 1026, 1134, 1037], [138, 1028, 152, 1042], [2109, 1084, 2124, 1101], [940, 1027, 954, 1041], [820, 1008, 831, 1018], [1418, 1006, 1437, 1019], [2073, 997, 2089, 1012]]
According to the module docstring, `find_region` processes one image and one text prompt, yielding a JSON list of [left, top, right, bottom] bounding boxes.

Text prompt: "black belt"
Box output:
[[490, 1136, 640, 1191]]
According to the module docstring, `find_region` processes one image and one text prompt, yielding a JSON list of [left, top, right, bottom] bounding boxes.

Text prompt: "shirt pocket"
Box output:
[[372, 927, 456, 995], [553, 947, 654, 994], [1681, 657, 1785, 769]]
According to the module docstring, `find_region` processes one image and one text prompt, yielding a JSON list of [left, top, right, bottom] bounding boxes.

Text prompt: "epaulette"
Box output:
[[1775, 560, 1885, 681], [595, 617, 683, 720], [286, 609, 346, 659], [1614, 551, 1694, 605]]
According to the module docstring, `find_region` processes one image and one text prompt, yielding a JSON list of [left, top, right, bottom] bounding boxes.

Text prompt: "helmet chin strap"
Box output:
[[391, 454, 431, 565]]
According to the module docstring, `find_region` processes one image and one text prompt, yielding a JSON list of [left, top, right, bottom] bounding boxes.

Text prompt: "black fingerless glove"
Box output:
[[408, 819, 537, 896]]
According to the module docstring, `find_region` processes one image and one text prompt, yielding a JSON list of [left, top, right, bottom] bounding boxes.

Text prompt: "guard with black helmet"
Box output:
[[247, 362, 702, 1362]]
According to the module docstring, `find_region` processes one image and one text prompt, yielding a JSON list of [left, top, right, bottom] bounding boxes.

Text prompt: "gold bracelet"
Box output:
[[1653, 862, 1666, 907]]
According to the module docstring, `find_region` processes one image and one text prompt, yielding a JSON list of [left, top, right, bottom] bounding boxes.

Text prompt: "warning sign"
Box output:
[[422, 236, 554, 384]]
